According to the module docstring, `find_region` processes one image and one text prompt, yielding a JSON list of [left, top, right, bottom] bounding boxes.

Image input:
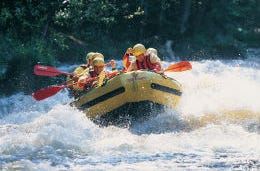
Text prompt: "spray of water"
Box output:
[[0, 59, 259, 170]]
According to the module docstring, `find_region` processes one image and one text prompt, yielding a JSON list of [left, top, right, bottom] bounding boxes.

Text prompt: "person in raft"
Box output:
[[77, 53, 117, 91], [66, 52, 96, 96], [146, 47, 158, 56], [67, 52, 116, 97], [123, 43, 162, 72]]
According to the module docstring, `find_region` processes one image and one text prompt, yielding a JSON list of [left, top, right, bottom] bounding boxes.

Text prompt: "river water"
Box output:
[[0, 58, 259, 170]]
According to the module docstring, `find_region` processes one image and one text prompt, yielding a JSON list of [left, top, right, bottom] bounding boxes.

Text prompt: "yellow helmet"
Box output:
[[92, 52, 104, 59], [86, 52, 96, 65], [132, 43, 146, 56], [92, 57, 105, 67], [147, 48, 158, 56]]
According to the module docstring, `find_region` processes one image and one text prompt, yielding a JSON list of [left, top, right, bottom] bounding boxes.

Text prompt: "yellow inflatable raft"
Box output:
[[70, 70, 182, 125]]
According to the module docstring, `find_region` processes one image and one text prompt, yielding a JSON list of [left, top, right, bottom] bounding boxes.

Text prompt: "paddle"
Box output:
[[163, 61, 192, 72], [32, 74, 107, 101], [34, 63, 112, 77], [34, 60, 191, 77], [34, 64, 74, 77], [32, 62, 116, 100], [32, 84, 73, 101]]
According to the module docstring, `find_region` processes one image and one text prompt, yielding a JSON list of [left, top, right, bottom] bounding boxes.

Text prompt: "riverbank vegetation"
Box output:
[[0, 0, 259, 95]]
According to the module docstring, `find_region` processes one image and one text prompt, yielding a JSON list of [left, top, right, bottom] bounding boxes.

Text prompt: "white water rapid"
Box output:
[[0, 58, 259, 170]]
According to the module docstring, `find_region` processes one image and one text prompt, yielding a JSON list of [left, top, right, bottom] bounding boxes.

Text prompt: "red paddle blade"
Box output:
[[32, 85, 65, 101], [164, 61, 192, 72], [34, 64, 72, 76]]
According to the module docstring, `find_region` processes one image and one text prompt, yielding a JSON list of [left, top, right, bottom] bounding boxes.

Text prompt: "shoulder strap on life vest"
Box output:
[[145, 54, 152, 69], [136, 60, 142, 69]]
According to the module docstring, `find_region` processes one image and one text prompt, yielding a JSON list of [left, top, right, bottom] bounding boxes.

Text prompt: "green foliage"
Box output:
[[0, 36, 57, 94], [0, 0, 259, 94]]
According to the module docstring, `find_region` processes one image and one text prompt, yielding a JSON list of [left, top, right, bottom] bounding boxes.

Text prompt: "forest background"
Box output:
[[0, 0, 259, 95]]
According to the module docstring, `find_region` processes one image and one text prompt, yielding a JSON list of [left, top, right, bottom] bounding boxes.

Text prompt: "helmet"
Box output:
[[147, 48, 158, 56], [92, 57, 105, 67], [92, 52, 104, 59], [132, 43, 146, 56], [86, 52, 96, 65]]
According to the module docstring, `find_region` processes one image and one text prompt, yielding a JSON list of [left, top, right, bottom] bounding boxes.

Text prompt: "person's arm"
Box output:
[[69, 66, 87, 83], [127, 61, 137, 72], [77, 73, 91, 88], [123, 48, 133, 70]]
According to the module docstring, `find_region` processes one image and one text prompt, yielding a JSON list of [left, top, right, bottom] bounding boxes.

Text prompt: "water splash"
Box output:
[[0, 59, 260, 170]]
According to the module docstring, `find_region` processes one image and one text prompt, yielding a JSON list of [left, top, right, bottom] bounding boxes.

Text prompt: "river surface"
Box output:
[[0, 58, 260, 170]]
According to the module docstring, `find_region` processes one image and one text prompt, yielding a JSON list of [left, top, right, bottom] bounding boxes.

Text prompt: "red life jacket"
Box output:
[[136, 54, 161, 71]]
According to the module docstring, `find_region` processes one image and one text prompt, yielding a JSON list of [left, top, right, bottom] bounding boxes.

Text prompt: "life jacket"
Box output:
[[66, 65, 87, 96], [77, 70, 97, 89], [136, 54, 161, 70], [89, 70, 98, 78]]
